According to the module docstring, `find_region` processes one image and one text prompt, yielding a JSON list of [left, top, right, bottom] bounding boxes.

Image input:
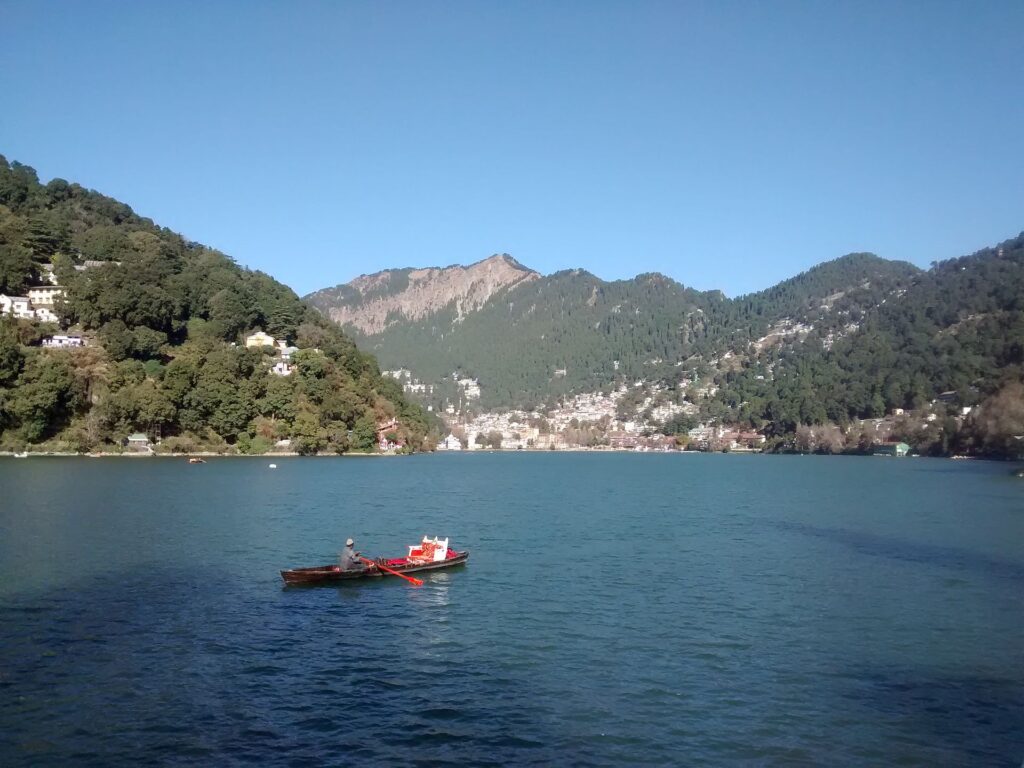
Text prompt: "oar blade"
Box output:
[[362, 556, 424, 586]]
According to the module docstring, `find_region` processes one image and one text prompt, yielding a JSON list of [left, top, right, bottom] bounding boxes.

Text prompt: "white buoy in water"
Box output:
[[268, 463, 277, 469]]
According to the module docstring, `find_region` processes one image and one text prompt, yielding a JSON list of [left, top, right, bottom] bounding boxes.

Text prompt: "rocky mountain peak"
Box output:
[[307, 254, 539, 335]]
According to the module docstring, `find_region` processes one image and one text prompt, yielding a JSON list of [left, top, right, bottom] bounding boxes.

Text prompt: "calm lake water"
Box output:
[[1, 453, 1022, 766]]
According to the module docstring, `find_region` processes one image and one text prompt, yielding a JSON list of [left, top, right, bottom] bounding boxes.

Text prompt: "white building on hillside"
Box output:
[[72, 260, 118, 272], [437, 433, 463, 451], [42, 335, 86, 348], [35, 307, 59, 323], [271, 361, 293, 376], [455, 375, 481, 400], [27, 286, 65, 306], [0, 294, 34, 319]]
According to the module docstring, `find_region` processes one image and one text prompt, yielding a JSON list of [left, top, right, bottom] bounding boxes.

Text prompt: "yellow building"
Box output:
[[245, 331, 276, 348], [27, 286, 66, 306]]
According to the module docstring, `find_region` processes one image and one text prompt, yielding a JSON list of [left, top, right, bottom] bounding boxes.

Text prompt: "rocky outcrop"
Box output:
[[307, 254, 538, 335]]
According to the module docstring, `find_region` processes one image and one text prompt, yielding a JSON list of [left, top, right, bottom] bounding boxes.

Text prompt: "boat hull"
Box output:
[[281, 551, 469, 585]]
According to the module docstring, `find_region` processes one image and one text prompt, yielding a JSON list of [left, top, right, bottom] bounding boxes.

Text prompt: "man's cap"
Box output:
[[346, 538, 354, 546]]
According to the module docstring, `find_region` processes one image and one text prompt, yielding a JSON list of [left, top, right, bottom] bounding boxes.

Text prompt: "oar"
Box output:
[[360, 556, 423, 586]]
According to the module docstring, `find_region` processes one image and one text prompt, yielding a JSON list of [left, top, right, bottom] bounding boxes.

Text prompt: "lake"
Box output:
[[1, 453, 1022, 766]]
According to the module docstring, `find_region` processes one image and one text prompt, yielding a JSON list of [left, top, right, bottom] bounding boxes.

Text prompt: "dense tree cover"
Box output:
[[689, 253, 921, 358], [309, 232, 1022, 458], [317, 251, 926, 412], [708, 234, 1024, 451], [0, 155, 434, 453], [343, 270, 714, 410], [957, 381, 1024, 458]]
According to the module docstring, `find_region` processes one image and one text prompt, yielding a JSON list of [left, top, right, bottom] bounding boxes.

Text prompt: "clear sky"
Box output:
[[2, 1, 1021, 297]]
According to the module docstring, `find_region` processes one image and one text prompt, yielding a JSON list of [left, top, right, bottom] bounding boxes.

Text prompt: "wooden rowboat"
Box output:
[[281, 550, 469, 585]]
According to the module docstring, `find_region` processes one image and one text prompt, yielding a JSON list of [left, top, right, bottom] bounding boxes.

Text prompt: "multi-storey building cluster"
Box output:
[[384, 368, 436, 396], [441, 383, 714, 451], [0, 285, 65, 324]]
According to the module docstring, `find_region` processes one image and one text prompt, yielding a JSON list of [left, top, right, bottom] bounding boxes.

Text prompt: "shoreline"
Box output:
[[0, 449, 409, 459], [0, 449, 1016, 462]]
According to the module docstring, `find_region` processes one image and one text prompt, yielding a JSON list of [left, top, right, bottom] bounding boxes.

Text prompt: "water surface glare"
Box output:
[[1, 453, 1022, 765]]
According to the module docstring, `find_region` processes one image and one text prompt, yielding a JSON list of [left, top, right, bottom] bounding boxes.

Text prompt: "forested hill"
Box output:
[[308, 249, 925, 410], [712, 233, 1024, 436], [350, 269, 712, 409], [0, 155, 433, 454]]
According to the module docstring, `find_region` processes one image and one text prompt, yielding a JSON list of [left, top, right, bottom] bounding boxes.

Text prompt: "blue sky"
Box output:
[[2, 1, 1022, 297]]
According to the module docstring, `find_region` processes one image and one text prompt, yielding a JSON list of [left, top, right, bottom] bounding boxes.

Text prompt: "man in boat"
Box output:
[[338, 538, 364, 571]]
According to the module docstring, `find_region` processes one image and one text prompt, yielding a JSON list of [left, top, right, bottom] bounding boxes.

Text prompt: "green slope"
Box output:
[[317, 252, 924, 411], [0, 155, 433, 453], [305, 231, 1022, 459], [710, 234, 1024, 433]]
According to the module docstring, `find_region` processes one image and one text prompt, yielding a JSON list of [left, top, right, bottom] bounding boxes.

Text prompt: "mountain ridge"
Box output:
[[307, 253, 538, 334], [306, 249, 928, 410]]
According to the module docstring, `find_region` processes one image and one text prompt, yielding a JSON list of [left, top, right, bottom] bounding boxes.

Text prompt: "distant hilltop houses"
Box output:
[[382, 369, 483, 407], [0, 260, 94, 326], [3, 276, 307, 368], [455, 374, 481, 400], [1, 260, 101, 347], [0, 287, 64, 324], [244, 331, 299, 376], [383, 368, 436, 396], [429, 375, 970, 454], [437, 433, 463, 451], [434, 381, 699, 451], [42, 335, 86, 348]]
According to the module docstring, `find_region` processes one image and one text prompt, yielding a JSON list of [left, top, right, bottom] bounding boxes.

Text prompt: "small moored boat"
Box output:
[[281, 536, 469, 586]]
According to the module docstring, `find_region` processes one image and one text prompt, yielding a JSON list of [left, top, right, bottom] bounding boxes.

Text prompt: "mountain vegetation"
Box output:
[[328, 268, 716, 410], [308, 252, 925, 410], [0, 155, 433, 454], [708, 235, 1024, 433], [4, 151, 1017, 459], [309, 236, 1024, 458]]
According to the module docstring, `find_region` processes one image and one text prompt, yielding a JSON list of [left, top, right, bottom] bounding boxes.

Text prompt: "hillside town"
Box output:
[[431, 392, 973, 455], [376, 370, 978, 455], [428, 383, 766, 452]]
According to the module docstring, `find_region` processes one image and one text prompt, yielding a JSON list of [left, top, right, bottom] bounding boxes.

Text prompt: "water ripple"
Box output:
[[0, 454, 1022, 765]]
